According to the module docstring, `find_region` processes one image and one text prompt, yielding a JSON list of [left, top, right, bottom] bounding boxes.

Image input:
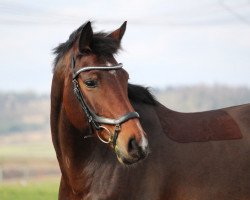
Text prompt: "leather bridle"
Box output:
[[71, 56, 140, 147]]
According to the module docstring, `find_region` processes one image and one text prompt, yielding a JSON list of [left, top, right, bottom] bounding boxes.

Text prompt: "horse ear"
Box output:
[[108, 21, 127, 42], [78, 21, 93, 53]]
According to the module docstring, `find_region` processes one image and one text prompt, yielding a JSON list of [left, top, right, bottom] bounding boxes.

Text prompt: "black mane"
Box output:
[[128, 84, 156, 105], [53, 22, 121, 72]]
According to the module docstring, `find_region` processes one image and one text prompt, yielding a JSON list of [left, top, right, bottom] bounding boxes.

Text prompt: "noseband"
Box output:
[[71, 56, 140, 147]]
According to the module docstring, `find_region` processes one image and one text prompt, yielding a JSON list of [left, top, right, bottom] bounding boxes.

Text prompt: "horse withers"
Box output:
[[51, 21, 250, 200]]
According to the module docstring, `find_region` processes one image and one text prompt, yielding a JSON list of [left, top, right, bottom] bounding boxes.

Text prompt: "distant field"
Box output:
[[0, 130, 55, 162], [0, 131, 60, 182], [0, 178, 59, 200], [0, 143, 55, 162]]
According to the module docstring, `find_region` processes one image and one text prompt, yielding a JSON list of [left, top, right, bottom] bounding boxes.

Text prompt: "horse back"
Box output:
[[154, 102, 250, 143], [150, 102, 250, 199]]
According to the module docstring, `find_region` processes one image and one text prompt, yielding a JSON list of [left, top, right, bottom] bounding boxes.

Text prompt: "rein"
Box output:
[[71, 56, 140, 147]]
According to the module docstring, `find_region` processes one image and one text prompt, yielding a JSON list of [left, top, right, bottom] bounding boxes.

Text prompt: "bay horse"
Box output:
[[51, 21, 250, 200]]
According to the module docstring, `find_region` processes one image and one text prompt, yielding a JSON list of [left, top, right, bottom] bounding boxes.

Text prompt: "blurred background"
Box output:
[[0, 0, 250, 199]]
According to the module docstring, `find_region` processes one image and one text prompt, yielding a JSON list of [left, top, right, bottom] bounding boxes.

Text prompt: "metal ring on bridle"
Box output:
[[96, 126, 112, 144]]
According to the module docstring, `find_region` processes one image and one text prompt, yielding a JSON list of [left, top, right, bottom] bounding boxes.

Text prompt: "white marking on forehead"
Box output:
[[106, 62, 117, 76], [109, 70, 117, 75], [106, 62, 113, 66]]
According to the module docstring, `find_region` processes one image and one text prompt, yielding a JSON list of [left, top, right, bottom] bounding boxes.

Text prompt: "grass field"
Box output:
[[0, 179, 59, 200]]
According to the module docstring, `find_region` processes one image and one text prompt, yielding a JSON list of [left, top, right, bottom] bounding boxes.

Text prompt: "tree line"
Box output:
[[0, 85, 250, 134]]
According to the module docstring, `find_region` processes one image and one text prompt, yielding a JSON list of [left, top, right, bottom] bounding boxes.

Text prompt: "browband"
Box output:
[[71, 56, 123, 79], [73, 64, 123, 79]]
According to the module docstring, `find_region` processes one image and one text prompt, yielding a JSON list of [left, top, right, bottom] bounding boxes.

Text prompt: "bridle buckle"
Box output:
[[115, 124, 121, 131]]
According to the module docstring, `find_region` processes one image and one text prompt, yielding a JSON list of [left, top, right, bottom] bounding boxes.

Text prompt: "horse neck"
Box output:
[[59, 107, 121, 195], [51, 69, 119, 192]]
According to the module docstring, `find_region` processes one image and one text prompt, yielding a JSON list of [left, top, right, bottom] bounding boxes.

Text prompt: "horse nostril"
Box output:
[[128, 138, 141, 155], [126, 137, 148, 162], [128, 138, 139, 153]]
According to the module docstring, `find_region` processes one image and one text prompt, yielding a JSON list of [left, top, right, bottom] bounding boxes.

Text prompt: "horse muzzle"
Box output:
[[115, 137, 149, 165]]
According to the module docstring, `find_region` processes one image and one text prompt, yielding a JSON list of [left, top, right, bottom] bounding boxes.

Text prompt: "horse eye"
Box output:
[[84, 80, 97, 88]]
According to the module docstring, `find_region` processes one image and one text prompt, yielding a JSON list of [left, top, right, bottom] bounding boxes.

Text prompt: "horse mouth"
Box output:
[[115, 148, 148, 165], [117, 156, 144, 165]]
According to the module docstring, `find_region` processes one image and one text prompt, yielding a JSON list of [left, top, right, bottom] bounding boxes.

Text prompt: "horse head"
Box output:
[[61, 21, 149, 165]]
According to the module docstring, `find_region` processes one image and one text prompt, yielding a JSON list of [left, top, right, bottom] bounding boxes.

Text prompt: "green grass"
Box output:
[[0, 179, 59, 200]]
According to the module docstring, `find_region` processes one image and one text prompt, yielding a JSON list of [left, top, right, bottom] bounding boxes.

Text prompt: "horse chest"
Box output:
[[73, 163, 162, 200]]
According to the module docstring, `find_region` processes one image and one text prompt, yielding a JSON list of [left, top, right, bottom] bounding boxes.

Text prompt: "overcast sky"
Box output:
[[0, 0, 250, 93]]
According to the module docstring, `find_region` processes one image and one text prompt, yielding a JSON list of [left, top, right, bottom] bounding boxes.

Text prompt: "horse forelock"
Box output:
[[52, 22, 121, 74]]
